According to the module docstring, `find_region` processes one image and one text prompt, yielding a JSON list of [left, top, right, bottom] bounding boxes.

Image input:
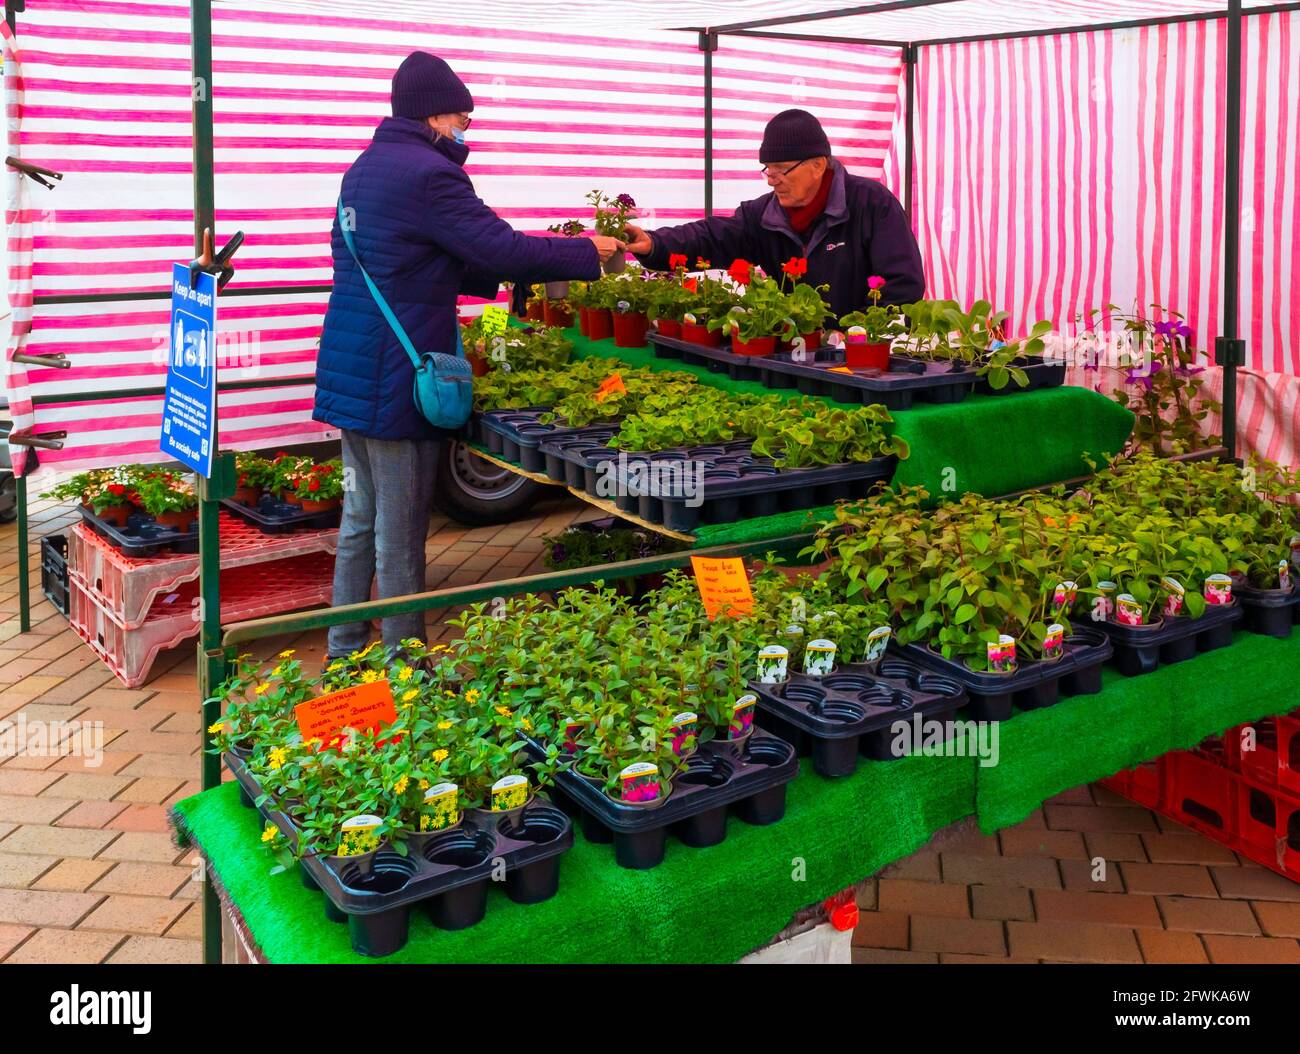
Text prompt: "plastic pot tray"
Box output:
[[1231, 578, 1300, 640], [221, 494, 341, 534], [750, 351, 976, 410], [477, 408, 619, 474], [1090, 602, 1245, 677], [893, 625, 1115, 721], [525, 730, 798, 870], [78, 505, 199, 558], [973, 354, 1066, 396], [224, 752, 573, 958], [648, 332, 838, 383], [749, 658, 968, 777]]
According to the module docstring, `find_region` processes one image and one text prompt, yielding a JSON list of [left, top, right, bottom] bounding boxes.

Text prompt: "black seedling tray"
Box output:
[[893, 625, 1114, 721], [973, 354, 1066, 395], [749, 658, 968, 777], [479, 408, 619, 474], [1232, 577, 1300, 639], [609, 445, 897, 532], [1090, 602, 1244, 676], [78, 505, 199, 557], [648, 333, 837, 383], [41, 534, 69, 618], [225, 752, 573, 958], [221, 493, 341, 533], [537, 426, 623, 487], [526, 730, 798, 870], [751, 351, 976, 410]]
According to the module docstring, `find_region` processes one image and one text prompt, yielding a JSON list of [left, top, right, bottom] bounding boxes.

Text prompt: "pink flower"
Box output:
[[867, 275, 886, 291]]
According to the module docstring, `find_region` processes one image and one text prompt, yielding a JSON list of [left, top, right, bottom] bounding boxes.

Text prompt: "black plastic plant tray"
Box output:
[[611, 446, 898, 533], [748, 659, 968, 777], [750, 351, 976, 410], [220, 494, 340, 534], [78, 505, 199, 557], [479, 408, 620, 474], [1090, 602, 1245, 677], [647, 333, 835, 383], [973, 354, 1066, 396], [537, 427, 623, 487], [893, 625, 1115, 721], [225, 752, 573, 957], [1232, 577, 1300, 639], [525, 730, 798, 870]]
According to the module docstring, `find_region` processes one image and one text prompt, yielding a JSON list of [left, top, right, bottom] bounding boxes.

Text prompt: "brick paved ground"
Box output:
[[2, 490, 1298, 964]]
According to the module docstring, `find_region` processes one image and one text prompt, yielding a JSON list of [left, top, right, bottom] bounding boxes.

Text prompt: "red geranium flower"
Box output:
[[728, 259, 752, 286], [308, 477, 321, 492], [107, 483, 126, 497], [781, 256, 808, 278], [668, 253, 688, 271], [682, 277, 698, 293]]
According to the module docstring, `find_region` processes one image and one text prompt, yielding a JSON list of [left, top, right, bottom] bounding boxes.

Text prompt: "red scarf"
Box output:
[[783, 168, 833, 234]]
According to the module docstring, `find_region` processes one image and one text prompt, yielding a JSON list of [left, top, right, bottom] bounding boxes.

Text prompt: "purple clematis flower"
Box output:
[[1125, 360, 1164, 389], [1175, 363, 1206, 378]]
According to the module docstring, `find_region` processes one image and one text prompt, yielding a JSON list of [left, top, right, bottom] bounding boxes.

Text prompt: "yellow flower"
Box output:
[[402, 689, 418, 702], [398, 666, 414, 682], [255, 683, 269, 695], [328, 661, 343, 673], [494, 705, 510, 717], [271, 665, 285, 678], [419, 779, 430, 791], [520, 717, 532, 732], [261, 824, 277, 844], [278, 649, 295, 659], [360, 669, 380, 684], [393, 775, 409, 796], [466, 688, 481, 704], [443, 690, 456, 698], [207, 721, 225, 734], [436, 720, 452, 731], [268, 747, 288, 771], [432, 748, 448, 763]]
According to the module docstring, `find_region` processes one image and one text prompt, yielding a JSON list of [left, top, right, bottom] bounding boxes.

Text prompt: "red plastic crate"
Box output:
[[1162, 751, 1237, 842], [68, 551, 334, 688], [1100, 757, 1166, 811], [1232, 773, 1300, 879], [67, 512, 337, 629]]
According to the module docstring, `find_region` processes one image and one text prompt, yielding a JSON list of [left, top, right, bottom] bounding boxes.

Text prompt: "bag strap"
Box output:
[[337, 198, 466, 368]]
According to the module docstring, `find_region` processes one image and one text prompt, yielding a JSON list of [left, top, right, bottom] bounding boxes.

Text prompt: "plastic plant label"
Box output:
[[1043, 623, 1065, 660], [480, 305, 509, 337], [561, 719, 584, 754], [1290, 534, 1300, 569], [845, 325, 867, 345], [689, 556, 754, 620], [1052, 581, 1077, 609], [683, 312, 697, 325], [1161, 576, 1185, 617], [864, 625, 892, 665], [1280, 560, 1293, 593], [295, 680, 397, 744], [619, 762, 661, 802], [1116, 594, 1144, 626], [670, 712, 698, 756], [419, 783, 460, 832], [756, 644, 789, 684], [803, 639, 837, 678], [490, 774, 529, 812], [729, 694, 757, 740], [987, 635, 1017, 673], [594, 372, 626, 402], [1095, 580, 1117, 619], [337, 815, 383, 857], [1204, 574, 1233, 604]]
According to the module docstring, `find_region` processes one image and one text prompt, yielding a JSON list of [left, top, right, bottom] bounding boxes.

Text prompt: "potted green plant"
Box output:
[[132, 470, 198, 532], [543, 218, 586, 300], [707, 260, 795, 356], [583, 273, 619, 341], [608, 267, 654, 348], [233, 451, 275, 506], [587, 190, 636, 274], [285, 459, 344, 513], [839, 276, 896, 369], [269, 453, 314, 506], [43, 467, 139, 528], [778, 256, 831, 353], [649, 255, 693, 339]]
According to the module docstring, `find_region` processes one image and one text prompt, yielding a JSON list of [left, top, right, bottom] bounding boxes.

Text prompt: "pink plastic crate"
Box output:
[[68, 551, 334, 688], [67, 512, 337, 629]]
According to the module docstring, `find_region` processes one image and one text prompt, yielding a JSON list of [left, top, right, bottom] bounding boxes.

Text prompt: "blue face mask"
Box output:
[[451, 127, 466, 145]]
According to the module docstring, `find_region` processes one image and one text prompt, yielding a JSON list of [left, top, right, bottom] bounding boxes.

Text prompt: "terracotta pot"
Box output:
[[525, 301, 545, 322], [586, 308, 614, 341], [680, 322, 721, 347], [656, 319, 682, 339], [299, 497, 341, 514], [731, 334, 777, 357], [543, 300, 574, 329], [281, 490, 303, 507], [90, 502, 134, 528], [612, 311, 648, 348], [845, 341, 891, 370], [155, 508, 197, 533], [466, 350, 489, 378], [578, 306, 591, 337], [232, 486, 262, 507]]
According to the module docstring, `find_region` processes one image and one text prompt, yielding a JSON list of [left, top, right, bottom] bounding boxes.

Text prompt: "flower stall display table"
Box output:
[[172, 631, 1299, 964]]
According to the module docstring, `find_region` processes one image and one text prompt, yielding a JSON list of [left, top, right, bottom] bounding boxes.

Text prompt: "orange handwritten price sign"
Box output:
[[295, 680, 397, 744], [690, 556, 754, 620], [594, 372, 626, 402]]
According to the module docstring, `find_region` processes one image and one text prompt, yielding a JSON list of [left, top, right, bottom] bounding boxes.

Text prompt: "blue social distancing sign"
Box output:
[[161, 263, 217, 477]]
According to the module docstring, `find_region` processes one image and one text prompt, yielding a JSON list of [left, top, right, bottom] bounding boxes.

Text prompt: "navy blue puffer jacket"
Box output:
[[314, 117, 600, 440]]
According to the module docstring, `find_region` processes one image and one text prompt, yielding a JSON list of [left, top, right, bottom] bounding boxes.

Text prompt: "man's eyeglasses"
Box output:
[[455, 113, 473, 130], [761, 159, 807, 179]]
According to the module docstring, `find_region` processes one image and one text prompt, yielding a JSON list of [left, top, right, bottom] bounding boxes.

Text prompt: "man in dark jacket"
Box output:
[[624, 109, 924, 316], [314, 51, 622, 660]]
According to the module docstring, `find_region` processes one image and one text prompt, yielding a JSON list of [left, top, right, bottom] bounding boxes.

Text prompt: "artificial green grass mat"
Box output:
[[561, 326, 1134, 501], [974, 630, 1300, 833], [173, 750, 972, 964]]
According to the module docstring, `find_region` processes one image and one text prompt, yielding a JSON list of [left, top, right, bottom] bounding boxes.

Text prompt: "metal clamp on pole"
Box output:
[[7, 428, 66, 450], [189, 227, 245, 291], [1214, 336, 1245, 368], [11, 352, 70, 369], [4, 155, 62, 190]]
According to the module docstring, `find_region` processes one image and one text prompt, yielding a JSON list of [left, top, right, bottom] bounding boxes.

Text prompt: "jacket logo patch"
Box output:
[[826, 241, 846, 252]]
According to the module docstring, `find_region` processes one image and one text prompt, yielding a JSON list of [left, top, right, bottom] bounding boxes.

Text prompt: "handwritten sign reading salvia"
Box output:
[[294, 680, 397, 742], [690, 556, 755, 620]]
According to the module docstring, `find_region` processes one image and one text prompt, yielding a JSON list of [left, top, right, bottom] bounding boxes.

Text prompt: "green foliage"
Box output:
[[706, 270, 796, 342]]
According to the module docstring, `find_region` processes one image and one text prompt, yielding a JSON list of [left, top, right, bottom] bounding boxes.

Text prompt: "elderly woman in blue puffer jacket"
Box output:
[[314, 51, 622, 661]]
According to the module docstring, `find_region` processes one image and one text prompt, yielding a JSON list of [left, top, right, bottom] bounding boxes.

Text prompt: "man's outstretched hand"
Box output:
[[622, 224, 654, 255]]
